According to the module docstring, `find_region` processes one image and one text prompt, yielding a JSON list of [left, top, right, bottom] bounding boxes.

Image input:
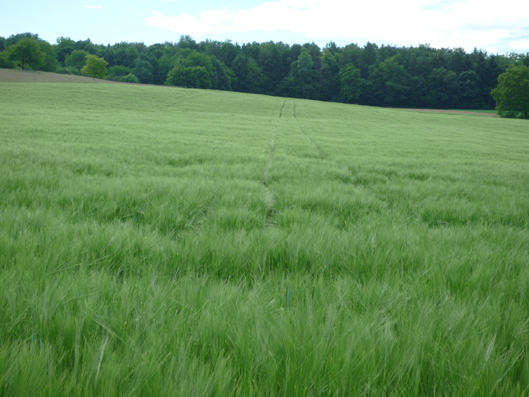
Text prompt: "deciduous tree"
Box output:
[[339, 64, 363, 103], [38, 40, 59, 72], [65, 50, 90, 70], [80, 55, 108, 79], [6, 38, 45, 70], [320, 49, 340, 101], [166, 64, 212, 89], [370, 55, 410, 107], [132, 57, 155, 84], [119, 73, 139, 83], [491, 65, 529, 118], [55, 37, 76, 64]]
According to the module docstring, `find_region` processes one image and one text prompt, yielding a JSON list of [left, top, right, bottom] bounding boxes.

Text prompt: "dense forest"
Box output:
[[1, 32, 528, 109]]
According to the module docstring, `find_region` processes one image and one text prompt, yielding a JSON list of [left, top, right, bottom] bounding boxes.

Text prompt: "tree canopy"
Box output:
[[2, 31, 529, 110], [65, 50, 90, 71], [491, 65, 529, 119], [80, 55, 108, 79], [5, 38, 45, 70], [166, 64, 212, 89]]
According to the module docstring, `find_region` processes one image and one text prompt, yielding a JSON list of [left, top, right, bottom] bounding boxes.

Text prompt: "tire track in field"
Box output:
[[293, 100, 389, 207], [262, 99, 287, 225], [173, 92, 208, 105], [293, 100, 325, 160]]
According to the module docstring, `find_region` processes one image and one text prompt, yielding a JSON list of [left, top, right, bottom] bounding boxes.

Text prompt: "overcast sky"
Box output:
[[1, 0, 528, 53]]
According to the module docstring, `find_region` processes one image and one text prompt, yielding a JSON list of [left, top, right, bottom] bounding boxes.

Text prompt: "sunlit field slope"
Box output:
[[1, 83, 528, 396]]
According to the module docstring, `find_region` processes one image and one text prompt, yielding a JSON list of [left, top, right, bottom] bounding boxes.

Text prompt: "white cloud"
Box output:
[[146, 0, 529, 52], [84, 5, 103, 9], [508, 40, 529, 51]]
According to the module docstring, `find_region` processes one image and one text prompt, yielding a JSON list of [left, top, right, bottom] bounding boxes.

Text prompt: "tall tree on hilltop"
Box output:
[[447, 47, 469, 75], [360, 42, 378, 78], [177, 35, 199, 51], [231, 53, 250, 92], [259, 42, 284, 93], [370, 55, 410, 107], [5, 32, 39, 47], [210, 55, 232, 91], [290, 48, 319, 99], [55, 37, 76, 65], [38, 40, 59, 72], [320, 49, 340, 101], [75, 38, 96, 54], [338, 43, 362, 69], [6, 38, 45, 70], [339, 64, 363, 103]]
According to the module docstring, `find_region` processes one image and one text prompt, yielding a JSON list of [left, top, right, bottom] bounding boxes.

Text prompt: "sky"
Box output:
[[1, 0, 528, 54]]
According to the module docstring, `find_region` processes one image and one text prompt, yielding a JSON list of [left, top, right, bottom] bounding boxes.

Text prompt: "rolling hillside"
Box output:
[[1, 82, 528, 395]]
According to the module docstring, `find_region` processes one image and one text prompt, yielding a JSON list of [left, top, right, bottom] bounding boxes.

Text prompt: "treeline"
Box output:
[[2, 32, 529, 109]]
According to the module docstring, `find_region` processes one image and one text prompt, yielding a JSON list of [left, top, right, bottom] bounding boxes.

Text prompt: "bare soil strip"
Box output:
[[395, 108, 498, 117], [0, 68, 121, 83]]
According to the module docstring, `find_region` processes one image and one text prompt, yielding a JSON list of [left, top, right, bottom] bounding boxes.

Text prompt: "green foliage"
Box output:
[[106, 65, 132, 81], [423, 67, 459, 109], [232, 54, 266, 94], [5, 38, 45, 70], [177, 34, 199, 51], [360, 41, 378, 76], [371, 55, 410, 107], [215, 40, 239, 68], [119, 73, 140, 83], [132, 57, 155, 84], [55, 36, 76, 64], [166, 63, 212, 88], [337, 43, 362, 68], [320, 49, 340, 101], [339, 64, 363, 103], [5, 32, 39, 47], [68, 66, 81, 75], [259, 42, 284, 93], [74, 38, 97, 55], [231, 53, 250, 92], [80, 55, 108, 79], [56, 66, 72, 75], [286, 48, 319, 99], [113, 44, 139, 68], [491, 65, 529, 119], [65, 49, 89, 70], [210, 55, 232, 91], [155, 55, 175, 85], [0, 50, 15, 69], [458, 71, 484, 109], [2, 32, 528, 109], [37, 40, 59, 72]]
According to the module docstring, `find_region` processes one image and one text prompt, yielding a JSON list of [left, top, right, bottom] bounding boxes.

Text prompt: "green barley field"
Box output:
[[1, 82, 528, 396]]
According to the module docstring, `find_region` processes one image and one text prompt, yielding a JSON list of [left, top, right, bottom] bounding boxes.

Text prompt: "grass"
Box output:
[[1, 82, 528, 396]]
